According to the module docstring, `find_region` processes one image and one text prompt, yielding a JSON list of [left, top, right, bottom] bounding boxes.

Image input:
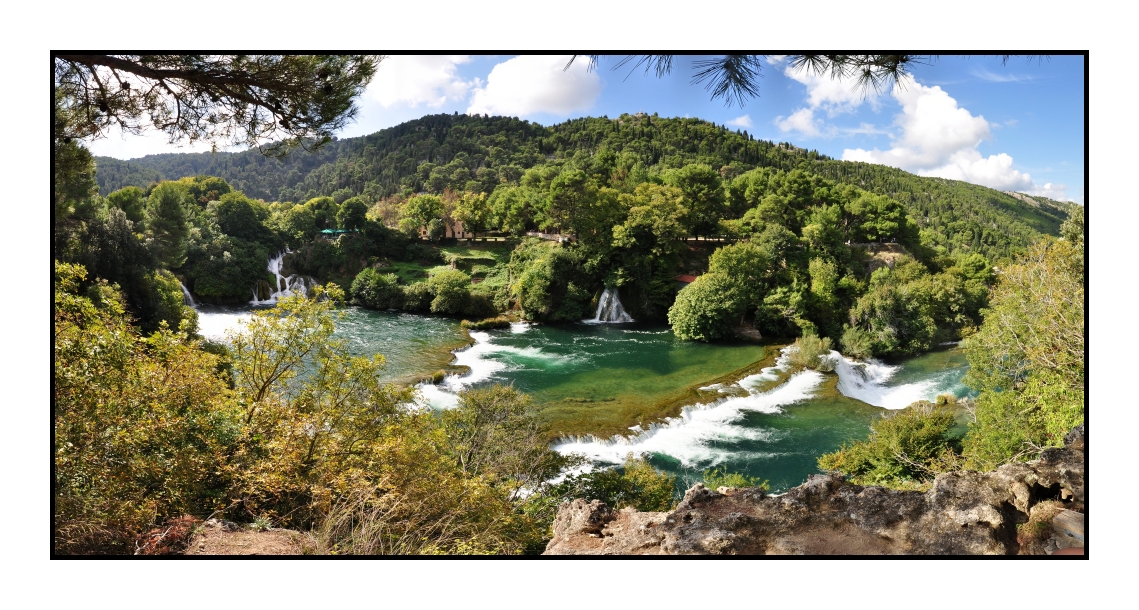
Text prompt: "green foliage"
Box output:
[[214, 191, 277, 246], [662, 163, 725, 237], [461, 316, 513, 330], [144, 182, 191, 268], [840, 325, 875, 360], [184, 229, 271, 304], [57, 55, 379, 157], [55, 262, 238, 553], [402, 281, 434, 312], [818, 402, 959, 489], [963, 239, 1083, 394], [789, 332, 835, 372], [399, 194, 444, 238], [441, 385, 574, 499], [509, 240, 593, 322], [350, 268, 404, 310], [337, 196, 369, 231], [701, 466, 769, 491], [667, 273, 744, 342], [106, 186, 146, 223], [54, 137, 100, 222], [145, 269, 199, 336], [553, 455, 677, 512], [961, 238, 1084, 469], [962, 371, 1084, 471], [707, 241, 769, 309], [428, 269, 472, 315]]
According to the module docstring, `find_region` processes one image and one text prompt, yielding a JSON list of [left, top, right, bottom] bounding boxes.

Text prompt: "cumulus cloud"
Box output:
[[774, 65, 881, 138], [775, 108, 822, 137], [368, 56, 476, 108], [784, 66, 874, 116], [726, 114, 753, 128], [466, 55, 600, 117], [841, 78, 1069, 197]]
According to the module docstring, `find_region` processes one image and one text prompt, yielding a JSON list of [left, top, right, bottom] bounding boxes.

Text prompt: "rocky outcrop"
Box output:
[[545, 425, 1085, 555]]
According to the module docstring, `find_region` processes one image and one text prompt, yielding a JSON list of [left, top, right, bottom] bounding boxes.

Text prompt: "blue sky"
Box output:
[[89, 54, 1085, 203]]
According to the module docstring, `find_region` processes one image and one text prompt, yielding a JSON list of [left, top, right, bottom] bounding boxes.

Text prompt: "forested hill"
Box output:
[[94, 112, 1074, 260]]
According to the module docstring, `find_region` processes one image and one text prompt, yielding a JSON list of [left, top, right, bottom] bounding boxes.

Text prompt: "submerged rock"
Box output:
[[544, 425, 1085, 555]]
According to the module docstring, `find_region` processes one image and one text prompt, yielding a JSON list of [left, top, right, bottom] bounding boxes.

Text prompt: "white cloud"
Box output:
[[86, 131, 223, 160], [368, 55, 476, 108], [841, 78, 1057, 194], [1023, 182, 1073, 202], [841, 122, 889, 136], [774, 108, 822, 137], [784, 65, 872, 116], [971, 68, 1036, 83], [726, 114, 753, 128], [765, 55, 787, 65], [466, 55, 600, 117], [774, 64, 884, 138]]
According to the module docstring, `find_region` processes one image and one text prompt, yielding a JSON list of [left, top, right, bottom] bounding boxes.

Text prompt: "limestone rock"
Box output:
[[544, 426, 1086, 555]]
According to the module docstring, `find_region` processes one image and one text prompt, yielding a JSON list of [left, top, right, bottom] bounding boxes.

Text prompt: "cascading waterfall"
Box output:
[[250, 250, 313, 305], [178, 281, 196, 307], [830, 350, 956, 410], [585, 286, 633, 323]]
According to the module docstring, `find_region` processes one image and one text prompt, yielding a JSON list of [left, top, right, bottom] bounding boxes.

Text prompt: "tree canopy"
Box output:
[[55, 54, 381, 156]]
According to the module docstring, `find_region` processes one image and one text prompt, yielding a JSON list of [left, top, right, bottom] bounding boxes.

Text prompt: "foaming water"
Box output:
[[251, 251, 313, 306], [583, 286, 633, 323], [413, 382, 461, 410], [554, 371, 822, 467], [832, 350, 971, 409], [552, 349, 822, 468], [196, 308, 251, 342], [194, 305, 972, 493]]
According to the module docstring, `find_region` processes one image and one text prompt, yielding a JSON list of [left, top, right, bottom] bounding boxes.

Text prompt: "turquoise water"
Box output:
[[197, 307, 972, 493]]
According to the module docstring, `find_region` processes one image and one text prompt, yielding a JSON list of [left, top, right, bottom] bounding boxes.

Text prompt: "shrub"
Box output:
[[789, 332, 834, 372], [701, 466, 769, 491], [404, 243, 442, 264], [461, 316, 512, 330], [818, 401, 960, 489], [351, 268, 404, 310], [667, 273, 744, 341], [551, 455, 677, 512], [840, 325, 875, 359], [428, 269, 472, 315], [402, 282, 434, 312], [55, 262, 239, 553]]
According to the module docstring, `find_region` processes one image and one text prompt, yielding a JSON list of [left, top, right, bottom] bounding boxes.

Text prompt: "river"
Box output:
[[198, 305, 974, 493]]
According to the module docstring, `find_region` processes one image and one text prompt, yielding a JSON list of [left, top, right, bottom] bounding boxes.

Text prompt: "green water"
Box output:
[[198, 307, 972, 493], [449, 322, 767, 437]]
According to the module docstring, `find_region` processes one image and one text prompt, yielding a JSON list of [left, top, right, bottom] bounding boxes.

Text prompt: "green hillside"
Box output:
[[95, 113, 1074, 262]]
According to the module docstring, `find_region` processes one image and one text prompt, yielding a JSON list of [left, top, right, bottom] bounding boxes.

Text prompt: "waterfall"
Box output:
[[178, 281, 196, 307], [250, 250, 313, 305], [585, 287, 633, 323], [831, 350, 943, 410]]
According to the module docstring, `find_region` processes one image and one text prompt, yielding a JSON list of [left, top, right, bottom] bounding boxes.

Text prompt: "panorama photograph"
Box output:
[[52, 54, 1085, 557]]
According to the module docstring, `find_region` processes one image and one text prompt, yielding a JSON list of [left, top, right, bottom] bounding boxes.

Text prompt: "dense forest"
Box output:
[[56, 110, 1084, 555], [95, 113, 1072, 263]]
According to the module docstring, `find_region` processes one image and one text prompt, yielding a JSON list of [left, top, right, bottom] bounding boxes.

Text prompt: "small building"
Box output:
[[675, 274, 698, 289]]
